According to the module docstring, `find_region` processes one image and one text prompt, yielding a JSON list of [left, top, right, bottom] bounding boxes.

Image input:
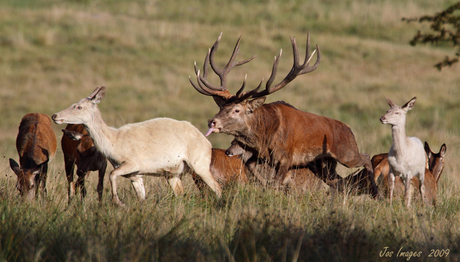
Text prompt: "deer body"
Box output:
[[380, 96, 426, 207], [9, 113, 57, 201], [372, 142, 446, 206], [62, 124, 107, 203], [192, 148, 248, 191], [52, 86, 221, 206]]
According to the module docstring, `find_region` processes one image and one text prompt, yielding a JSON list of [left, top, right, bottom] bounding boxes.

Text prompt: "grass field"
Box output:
[[1, 0, 460, 261]]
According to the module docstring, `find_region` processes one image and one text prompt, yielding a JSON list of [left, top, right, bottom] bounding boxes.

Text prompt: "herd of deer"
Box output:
[[9, 32, 446, 208]]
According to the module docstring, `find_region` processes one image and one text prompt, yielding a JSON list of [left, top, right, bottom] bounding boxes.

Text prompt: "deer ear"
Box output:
[[62, 129, 83, 141], [247, 97, 266, 112], [385, 96, 396, 107], [402, 96, 416, 111], [424, 141, 431, 155], [88, 86, 106, 104], [439, 143, 447, 157], [9, 158, 21, 176]]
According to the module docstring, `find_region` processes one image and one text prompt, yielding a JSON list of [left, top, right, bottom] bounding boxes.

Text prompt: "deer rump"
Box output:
[[230, 101, 367, 186]]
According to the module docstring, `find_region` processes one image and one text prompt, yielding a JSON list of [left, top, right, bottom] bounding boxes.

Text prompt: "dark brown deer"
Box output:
[[62, 124, 108, 203], [372, 142, 446, 206], [9, 113, 57, 201], [189, 33, 378, 197]]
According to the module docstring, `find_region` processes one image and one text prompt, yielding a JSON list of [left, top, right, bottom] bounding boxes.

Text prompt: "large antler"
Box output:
[[189, 33, 256, 106], [190, 32, 320, 106]]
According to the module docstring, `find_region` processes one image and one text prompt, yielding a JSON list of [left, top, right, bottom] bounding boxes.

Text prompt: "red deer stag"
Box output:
[[371, 142, 446, 206], [62, 124, 108, 203], [189, 33, 378, 197], [9, 113, 57, 201], [52, 86, 221, 206]]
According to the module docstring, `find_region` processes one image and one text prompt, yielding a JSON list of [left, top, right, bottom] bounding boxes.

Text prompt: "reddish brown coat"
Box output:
[[62, 124, 107, 203], [9, 113, 57, 201]]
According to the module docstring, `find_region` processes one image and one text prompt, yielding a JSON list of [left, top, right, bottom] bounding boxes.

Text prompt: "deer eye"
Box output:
[[234, 109, 240, 113], [77, 106, 82, 110], [395, 112, 400, 115]]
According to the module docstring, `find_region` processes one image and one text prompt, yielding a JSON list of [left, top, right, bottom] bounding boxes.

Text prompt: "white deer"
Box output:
[[52, 86, 222, 206], [380, 96, 426, 207]]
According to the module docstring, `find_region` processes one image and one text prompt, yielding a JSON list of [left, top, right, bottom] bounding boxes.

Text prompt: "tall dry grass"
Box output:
[[1, 0, 460, 261]]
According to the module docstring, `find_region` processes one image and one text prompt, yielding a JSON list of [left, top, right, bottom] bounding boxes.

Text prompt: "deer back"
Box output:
[[10, 113, 57, 199]]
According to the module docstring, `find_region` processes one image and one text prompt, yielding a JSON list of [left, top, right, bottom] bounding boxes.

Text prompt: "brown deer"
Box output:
[[9, 113, 57, 201], [371, 142, 446, 206], [52, 86, 221, 206], [62, 124, 108, 203], [192, 148, 248, 191], [189, 33, 378, 197]]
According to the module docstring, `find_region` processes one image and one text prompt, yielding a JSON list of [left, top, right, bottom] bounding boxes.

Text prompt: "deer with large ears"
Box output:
[[52, 86, 222, 206], [380, 96, 426, 207], [189, 32, 379, 197]]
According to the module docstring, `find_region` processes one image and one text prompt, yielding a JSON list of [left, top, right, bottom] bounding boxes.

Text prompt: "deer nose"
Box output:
[[208, 120, 216, 128], [379, 116, 385, 123], [51, 114, 57, 121], [225, 149, 233, 157]]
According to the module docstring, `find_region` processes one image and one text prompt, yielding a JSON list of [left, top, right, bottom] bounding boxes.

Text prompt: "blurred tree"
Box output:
[[403, 2, 460, 70]]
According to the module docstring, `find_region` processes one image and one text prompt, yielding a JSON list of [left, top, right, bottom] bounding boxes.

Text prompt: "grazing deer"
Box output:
[[61, 124, 108, 203], [372, 142, 446, 206], [380, 96, 426, 207], [52, 86, 222, 206], [9, 113, 57, 201], [192, 148, 248, 191], [189, 32, 378, 197]]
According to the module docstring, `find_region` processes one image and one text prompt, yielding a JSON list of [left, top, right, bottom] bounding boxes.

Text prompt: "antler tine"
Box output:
[[247, 32, 321, 99], [209, 34, 256, 90]]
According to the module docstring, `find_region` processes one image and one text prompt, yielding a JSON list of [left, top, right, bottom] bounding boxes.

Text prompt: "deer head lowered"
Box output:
[[190, 32, 379, 197]]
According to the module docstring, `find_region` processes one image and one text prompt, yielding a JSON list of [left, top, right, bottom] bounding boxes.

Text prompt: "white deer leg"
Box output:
[[168, 177, 184, 196], [109, 161, 140, 207], [128, 174, 146, 200], [388, 171, 395, 204], [404, 177, 413, 207]]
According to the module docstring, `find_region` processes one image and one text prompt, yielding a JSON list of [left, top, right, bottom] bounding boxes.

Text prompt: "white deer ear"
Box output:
[[402, 96, 416, 111], [88, 86, 106, 104], [385, 96, 396, 108]]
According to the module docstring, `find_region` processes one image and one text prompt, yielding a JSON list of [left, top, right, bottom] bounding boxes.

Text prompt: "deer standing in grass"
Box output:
[[380, 96, 426, 207], [9, 113, 57, 201], [189, 32, 378, 197], [52, 86, 222, 206], [62, 124, 107, 203], [372, 142, 446, 206]]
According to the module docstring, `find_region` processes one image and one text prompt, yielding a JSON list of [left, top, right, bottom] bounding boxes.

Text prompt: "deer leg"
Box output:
[[109, 161, 140, 207], [388, 171, 395, 204], [39, 163, 48, 198], [64, 159, 76, 203], [75, 170, 87, 200], [97, 161, 107, 203], [168, 177, 184, 196], [190, 161, 222, 198], [128, 174, 146, 200], [404, 177, 413, 208]]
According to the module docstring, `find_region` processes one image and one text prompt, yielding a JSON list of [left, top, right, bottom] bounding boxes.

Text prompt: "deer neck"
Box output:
[[391, 124, 408, 158], [83, 109, 117, 159]]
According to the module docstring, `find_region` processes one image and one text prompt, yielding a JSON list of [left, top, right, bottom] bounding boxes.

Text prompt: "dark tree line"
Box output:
[[403, 2, 460, 70]]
